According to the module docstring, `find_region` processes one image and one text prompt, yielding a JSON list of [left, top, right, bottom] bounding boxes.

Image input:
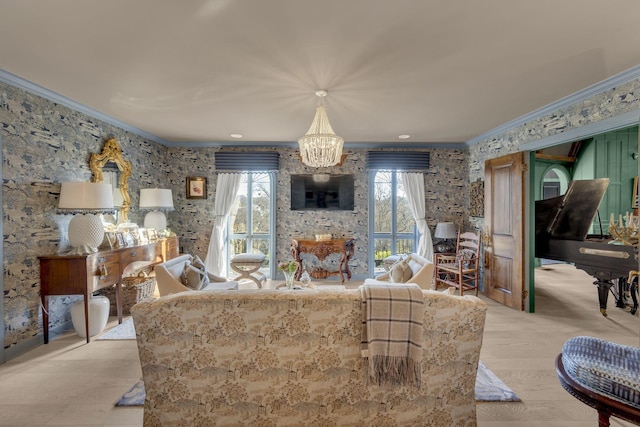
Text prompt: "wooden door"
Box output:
[[484, 152, 525, 310]]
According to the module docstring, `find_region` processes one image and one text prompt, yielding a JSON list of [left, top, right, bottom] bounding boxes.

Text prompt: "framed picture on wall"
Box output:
[[186, 176, 207, 199]]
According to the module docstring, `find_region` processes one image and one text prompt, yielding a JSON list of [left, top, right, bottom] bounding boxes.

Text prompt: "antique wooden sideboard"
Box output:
[[39, 236, 179, 343], [290, 237, 355, 283]]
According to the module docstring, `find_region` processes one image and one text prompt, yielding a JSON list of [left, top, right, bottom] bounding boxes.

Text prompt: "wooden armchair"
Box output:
[[434, 230, 481, 295]]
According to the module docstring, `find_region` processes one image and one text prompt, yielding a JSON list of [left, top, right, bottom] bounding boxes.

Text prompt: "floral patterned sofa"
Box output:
[[131, 288, 487, 426]]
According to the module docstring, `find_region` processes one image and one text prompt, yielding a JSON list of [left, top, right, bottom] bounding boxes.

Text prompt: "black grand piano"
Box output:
[[535, 178, 638, 316]]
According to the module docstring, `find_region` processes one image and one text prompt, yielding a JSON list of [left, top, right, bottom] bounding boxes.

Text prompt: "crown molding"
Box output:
[[0, 69, 171, 146], [518, 108, 640, 152], [465, 64, 640, 147]]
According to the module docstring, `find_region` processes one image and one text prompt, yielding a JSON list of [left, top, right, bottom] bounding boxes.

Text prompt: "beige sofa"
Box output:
[[366, 253, 435, 289], [132, 288, 487, 426], [154, 254, 238, 296]]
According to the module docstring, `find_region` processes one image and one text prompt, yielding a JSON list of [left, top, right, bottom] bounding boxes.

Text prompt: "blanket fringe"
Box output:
[[365, 355, 422, 389]]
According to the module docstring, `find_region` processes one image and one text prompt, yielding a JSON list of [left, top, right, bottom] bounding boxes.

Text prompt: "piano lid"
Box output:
[[535, 178, 610, 241]]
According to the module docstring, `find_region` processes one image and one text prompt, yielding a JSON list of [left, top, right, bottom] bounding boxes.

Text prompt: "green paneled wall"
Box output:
[[536, 126, 638, 233], [577, 127, 638, 231]]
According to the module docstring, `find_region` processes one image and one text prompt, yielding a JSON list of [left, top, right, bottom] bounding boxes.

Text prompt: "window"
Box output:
[[228, 173, 275, 278], [369, 171, 417, 275]]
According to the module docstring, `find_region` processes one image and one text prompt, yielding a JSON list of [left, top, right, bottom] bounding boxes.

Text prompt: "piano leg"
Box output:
[[614, 277, 627, 309], [593, 279, 614, 317], [630, 278, 638, 316]]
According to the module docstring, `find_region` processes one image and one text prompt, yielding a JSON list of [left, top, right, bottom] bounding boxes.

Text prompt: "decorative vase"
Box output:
[[283, 270, 296, 289], [71, 295, 110, 338]]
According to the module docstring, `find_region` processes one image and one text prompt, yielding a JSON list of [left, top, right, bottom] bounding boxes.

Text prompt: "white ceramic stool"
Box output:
[[230, 253, 267, 288], [70, 295, 110, 339]]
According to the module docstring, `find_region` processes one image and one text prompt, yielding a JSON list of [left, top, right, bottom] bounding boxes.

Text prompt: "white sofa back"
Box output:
[[368, 253, 435, 289], [154, 254, 237, 296], [132, 289, 487, 426]]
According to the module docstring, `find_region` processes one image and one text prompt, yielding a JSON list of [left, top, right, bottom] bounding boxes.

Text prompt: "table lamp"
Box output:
[[58, 182, 114, 254], [139, 188, 174, 231], [434, 222, 457, 253]]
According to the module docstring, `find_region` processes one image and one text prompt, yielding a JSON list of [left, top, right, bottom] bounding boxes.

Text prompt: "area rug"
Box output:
[[97, 317, 136, 340], [116, 361, 520, 406]]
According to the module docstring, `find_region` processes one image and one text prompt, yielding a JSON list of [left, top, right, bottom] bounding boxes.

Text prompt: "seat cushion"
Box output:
[[231, 253, 266, 263], [561, 336, 640, 409]]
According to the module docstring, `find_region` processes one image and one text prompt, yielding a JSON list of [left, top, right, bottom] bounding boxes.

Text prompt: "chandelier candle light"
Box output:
[[139, 188, 174, 232], [298, 89, 344, 168], [58, 182, 115, 254]]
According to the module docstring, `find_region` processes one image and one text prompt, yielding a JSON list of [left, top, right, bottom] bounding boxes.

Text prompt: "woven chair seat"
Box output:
[[561, 336, 640, 409], [556, 336, 640, 426]]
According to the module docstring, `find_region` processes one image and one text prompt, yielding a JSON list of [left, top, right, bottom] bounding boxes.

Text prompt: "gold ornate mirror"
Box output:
[[90, 137, 132, 223]]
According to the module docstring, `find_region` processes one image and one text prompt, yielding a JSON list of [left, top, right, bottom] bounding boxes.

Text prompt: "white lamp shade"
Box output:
[[139, 189, 174, 210], [434, 222, 457, 239], [59, 182, 114, 212]]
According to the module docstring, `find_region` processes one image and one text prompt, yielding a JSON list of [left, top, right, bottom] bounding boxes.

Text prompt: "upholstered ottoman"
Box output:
[[556, 336, 640, 426], [230, 253, 266, 288]]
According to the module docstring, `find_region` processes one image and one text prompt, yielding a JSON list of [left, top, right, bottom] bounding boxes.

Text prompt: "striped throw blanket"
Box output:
[[360, 283, 424, 388]]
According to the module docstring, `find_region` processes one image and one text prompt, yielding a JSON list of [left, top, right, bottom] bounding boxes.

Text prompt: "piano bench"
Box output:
[[556, 336, 640, 426]]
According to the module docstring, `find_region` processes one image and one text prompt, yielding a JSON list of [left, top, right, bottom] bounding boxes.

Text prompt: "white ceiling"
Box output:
[[1, 0, 640, 146]]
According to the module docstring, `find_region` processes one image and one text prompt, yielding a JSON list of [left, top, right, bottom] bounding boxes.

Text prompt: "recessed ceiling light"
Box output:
[[398, 134, 411, 139], [230, 133, 243, 139]]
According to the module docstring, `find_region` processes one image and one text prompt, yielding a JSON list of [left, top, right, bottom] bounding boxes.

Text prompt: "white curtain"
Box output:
[[400, 172, 433, 261], [205, 173, 242, 276]]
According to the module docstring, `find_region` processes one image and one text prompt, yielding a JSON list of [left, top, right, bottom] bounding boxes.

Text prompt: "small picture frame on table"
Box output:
[[186, 176, 207, 199], [124, 232, 135, 247], [115, 232, 125, 249], [148, 228, 158, 241], [138, 228, 149, 245]]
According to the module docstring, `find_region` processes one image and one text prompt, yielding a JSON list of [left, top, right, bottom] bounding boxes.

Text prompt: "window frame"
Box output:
[[368, 170, 418, 277], [227, 172, 277, 279]]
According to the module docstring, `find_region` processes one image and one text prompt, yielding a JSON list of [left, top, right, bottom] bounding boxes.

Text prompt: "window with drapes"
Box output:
[[216, 151, 278, 279], [367, 151, 429, 275]]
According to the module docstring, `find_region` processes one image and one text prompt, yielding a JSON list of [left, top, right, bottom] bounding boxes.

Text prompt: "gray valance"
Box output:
[[365, 151, 430, 171], [214, 151, 279, 172]]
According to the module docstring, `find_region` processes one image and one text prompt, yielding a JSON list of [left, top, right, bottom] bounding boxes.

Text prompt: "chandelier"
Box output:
[[298, 90, 344, 168]]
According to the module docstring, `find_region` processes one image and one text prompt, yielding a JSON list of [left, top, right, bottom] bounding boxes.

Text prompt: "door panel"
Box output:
[[484, 152, 525, 310]]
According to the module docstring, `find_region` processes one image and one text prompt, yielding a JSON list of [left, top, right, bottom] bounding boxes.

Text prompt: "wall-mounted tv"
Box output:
[[291, 174, 355, 211]]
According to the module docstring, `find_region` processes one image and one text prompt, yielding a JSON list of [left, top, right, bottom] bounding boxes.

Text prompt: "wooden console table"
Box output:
[[39, 236, 178, 343], [291, 237, 355, 283]]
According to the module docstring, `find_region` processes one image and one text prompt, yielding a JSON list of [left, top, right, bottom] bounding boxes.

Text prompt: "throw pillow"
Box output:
[[389, 259, 413, 283], [192, 255, 207, 270], [454, 249, 476, 269], [182, 262, 210, 290]]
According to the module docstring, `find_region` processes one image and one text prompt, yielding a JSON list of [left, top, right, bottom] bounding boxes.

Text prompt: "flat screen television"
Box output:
[[290, 174, 355, 211]]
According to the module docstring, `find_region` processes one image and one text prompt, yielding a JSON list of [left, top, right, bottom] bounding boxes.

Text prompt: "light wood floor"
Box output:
[[0, 264, 638, 426]]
